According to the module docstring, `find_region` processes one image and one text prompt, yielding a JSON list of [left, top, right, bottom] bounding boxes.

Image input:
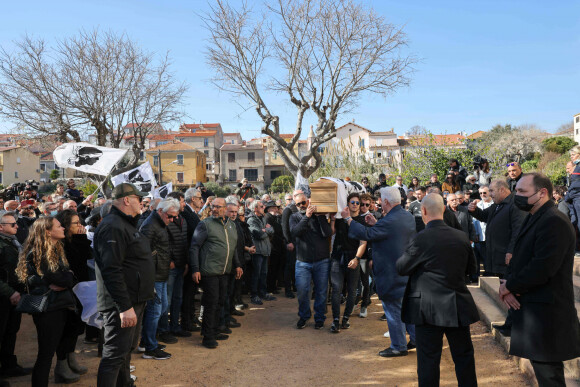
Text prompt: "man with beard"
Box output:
[[190, 198, 243, 349]]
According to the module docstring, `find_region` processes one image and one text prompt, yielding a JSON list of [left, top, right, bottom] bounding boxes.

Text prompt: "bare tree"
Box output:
[[0, 30, 188, 165], [204, 0, 416, 178]]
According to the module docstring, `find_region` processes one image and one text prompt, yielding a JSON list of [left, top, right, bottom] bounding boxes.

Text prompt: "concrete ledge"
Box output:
[[479, 277, 508, 314], [574, 257, 580, 277]]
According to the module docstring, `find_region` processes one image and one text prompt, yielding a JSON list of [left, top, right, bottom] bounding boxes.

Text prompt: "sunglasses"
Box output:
[[479, 192, 488, 195], [296, 201, 307, 206], [350, 201, 360, 205], [1, 222, 17, 227], [167, 215, 178, 220], [506, 162, 517, 167], [360, 203, 370, 207]]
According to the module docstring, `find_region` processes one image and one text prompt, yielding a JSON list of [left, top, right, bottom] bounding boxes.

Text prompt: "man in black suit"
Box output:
[[500, 173, 580, 386], [397, 193, 479, 387], [446, 193, 476, 242]]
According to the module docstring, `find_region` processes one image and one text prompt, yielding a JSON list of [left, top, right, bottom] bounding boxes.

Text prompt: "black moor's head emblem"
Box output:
[[67, 146, 103, 167]]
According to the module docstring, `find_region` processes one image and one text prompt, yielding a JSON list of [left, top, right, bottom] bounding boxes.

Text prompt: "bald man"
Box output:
[[397, 194, 478, 387], [506, 162, 523, 192]]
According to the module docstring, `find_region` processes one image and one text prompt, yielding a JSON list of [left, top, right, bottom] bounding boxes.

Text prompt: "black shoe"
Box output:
[[407, 341, 416, 350], [297, 318, 307, 329], [314, 321, 324, 330], [379, 314, 387, 321], [229, 317, 238, 324], [218, 326, 233, 334], [202, 340, 218, 349], [492, 323, 511, 337], [330, 319, 340, 333], [171, 330, 191, 337], [0, 365, 33, 377], [378, 347, 408, 357], [341, 317, 350, 330], [157, 332, 178, 344], [227, 321, 241, 328], [285, 290, 295, 299], [142, 348, 171, 360], [216, 333, 229, 341], [231, 309, 245, 316]]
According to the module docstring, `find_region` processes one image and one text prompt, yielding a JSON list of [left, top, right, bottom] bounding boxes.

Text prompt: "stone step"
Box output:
[[574, 257, 580, 276], [469, 284, 580, 385]]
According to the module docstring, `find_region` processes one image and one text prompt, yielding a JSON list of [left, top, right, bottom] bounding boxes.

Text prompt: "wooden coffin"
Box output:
[[310, 178, 338, 213]]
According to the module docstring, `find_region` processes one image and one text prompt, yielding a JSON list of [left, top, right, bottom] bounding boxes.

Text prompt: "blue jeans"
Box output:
[[382, 298, 415, 351], [251, 254, 268, 297], [158, 267, 185, 333], [295, 259, 330, 323], [141, 282, 168, 351]]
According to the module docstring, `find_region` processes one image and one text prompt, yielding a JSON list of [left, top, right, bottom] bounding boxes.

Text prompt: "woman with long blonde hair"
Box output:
[[16, 217, 81, 386]]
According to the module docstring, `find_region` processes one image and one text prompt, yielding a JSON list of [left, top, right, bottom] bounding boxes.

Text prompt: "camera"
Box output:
[[472, 156, 487, 170]]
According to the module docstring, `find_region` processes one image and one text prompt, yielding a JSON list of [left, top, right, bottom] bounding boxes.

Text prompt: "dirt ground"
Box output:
[[7, 294, 530, 387]]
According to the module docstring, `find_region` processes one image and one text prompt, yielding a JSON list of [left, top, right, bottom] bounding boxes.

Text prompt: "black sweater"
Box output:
[[289, 213, 332, 263]]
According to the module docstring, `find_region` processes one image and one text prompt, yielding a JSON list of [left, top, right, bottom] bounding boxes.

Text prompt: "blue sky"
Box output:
[[0, 0, 578, 139]]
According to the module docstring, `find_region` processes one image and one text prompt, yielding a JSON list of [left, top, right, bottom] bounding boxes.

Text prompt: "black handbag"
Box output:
[[15, 289, 51, 314]]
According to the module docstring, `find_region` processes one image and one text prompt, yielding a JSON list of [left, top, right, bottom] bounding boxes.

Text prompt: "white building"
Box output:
[[574, 113, 580, 144]]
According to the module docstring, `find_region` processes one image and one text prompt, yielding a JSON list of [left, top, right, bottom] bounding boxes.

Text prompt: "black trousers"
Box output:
[[415, 324, 477, 387], [181, 273, 198, 328], [31, 308, 80, 387], [97, 302, 145, 387], [0, 299, 22, 369], [284, 247, 296, 292], [530, 360, 565, 387], [201, 274, 228, 342]]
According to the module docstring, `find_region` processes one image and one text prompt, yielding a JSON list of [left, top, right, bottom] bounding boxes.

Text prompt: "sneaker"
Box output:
[[157, 332, 178, 344], [379, 313, 387, 321], [142, 348, 171, 360], [341, 317, 350, 330], [129, 365, 136, 372], [171, 330, 191, 337], [202, 339, 218, 349], [216, 333, 229, 341], [251, 296, 263, 305], [330, 319, 340, 333], [262, 293, 277, 301], [407, 341, 416, 350], [297, 318, 307, 329], [378, 347, 408, 357], [314, 321, 324, 330], [137, 341, 146, 353], [131, 374, 137, 382], [138, 343, 165, 352], [235, 304, 245, 311], [359, 307, 368, 318], [384, 331, 390, 338]]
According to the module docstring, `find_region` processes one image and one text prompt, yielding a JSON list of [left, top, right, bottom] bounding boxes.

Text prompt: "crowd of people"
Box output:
[[0, 153, 579, 386]]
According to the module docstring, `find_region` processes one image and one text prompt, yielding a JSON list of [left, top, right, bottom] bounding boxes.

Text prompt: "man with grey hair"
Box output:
[[139, 198, 180, 359], [346, 186, 416, 357], [261, 193, 271, 202], [95, 183, 153, 386], [247, 199, 275, 304]]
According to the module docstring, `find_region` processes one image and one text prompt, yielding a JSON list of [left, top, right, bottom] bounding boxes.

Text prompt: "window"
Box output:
[[577, 116, 579, 123], [273, 152, 278, 160], [270, 170, 282, 180], [244, 169, 258, 181], [577, 129, 579, 135], [0, 172, 3, 184], [139, 151, 145, 161], [40, 163, 46, 172], [358, 138, 365, 148], [206, 163, 211, 170], [228, 153, 235, 163], [14, 172, 18, 179], [204, 150, 209, 157], [204, 138, 209, 147], [248, 152, 255, 162], [229, 169, 237, 182], [176, 172, 184, 183], [177, 154, 184, 165], [376, 138, 382, 146], [231, 140, 234, 144], [153, 155, 159, 167]]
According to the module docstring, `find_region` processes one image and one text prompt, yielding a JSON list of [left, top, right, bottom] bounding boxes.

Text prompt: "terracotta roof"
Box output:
[[220, 144, 263, 151], [147, 141, 201, 152], [149, 134, 176, 141], [370, 130, 396, 136], [406, 134, 466, 146], [179, 123, 221, 130], [298, 140, 307, 144], [467, 130, 486, 140], [0, 146, 20, 152], [175, 131, 217, 138], [279, 134, 295, 139], [40, 152, 54, 161]]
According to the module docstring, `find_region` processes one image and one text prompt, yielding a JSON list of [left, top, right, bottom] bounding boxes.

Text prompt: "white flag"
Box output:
[[53, 142, 127, 176], [153, 182, 173, 199], [111, 161, 157, 193]]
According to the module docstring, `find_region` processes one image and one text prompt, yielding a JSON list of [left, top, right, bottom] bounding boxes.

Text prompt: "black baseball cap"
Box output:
[[111, 183, 147, 199]]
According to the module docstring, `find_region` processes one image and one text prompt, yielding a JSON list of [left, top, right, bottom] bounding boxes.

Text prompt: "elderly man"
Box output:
[[281, 190, 303, 299], [506, 162, 523, 192], [397, 194, 479, 386], [290, 193, 333, 329], [0, 212, 32, 378], [501, 174, 580, 386], [446, 193, 476, 243], [247, 200, 275, 305], [42, 202, 59, 217], [472, 185, 493, 277], [139, 198, 180, 359], [3, 201, 18, 212], [347, 187, 416, 357], [94, 183, 154, 386], [190, 198, 243, 349]]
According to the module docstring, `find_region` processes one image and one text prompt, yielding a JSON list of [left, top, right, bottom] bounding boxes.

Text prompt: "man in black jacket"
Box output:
[[264, 201, 285, 294], [500, 173, 580, 386], [446, 193, 476, 242], [290, 193, 333, 330], [281, 190, 302, 298], [506, 162, 523, 192], [397, 193, 479, 387], [0, 212, 31, 378], [139, 198, 180, 359], [94, 183, 154, 387]]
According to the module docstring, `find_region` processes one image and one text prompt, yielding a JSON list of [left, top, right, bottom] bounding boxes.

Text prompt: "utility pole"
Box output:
[[158, 149, 163, 185]]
